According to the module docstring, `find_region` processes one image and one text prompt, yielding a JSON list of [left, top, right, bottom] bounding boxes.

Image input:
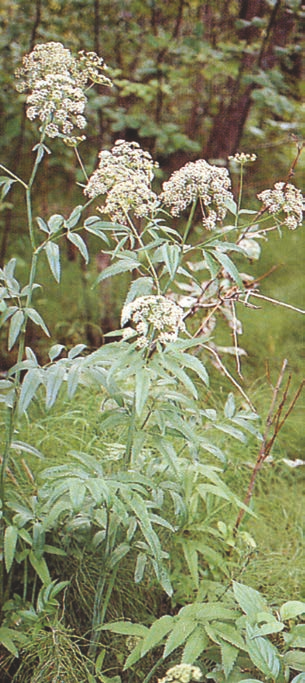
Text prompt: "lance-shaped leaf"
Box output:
[[67, 231, 89, 263], [45, 241, 61, 282], [25, 307, 50, 337], [8, 309, 24, 349], [4, 525, 18, 573], [18, 368, 43, 414], [95, 255, 140, 284], [211, 249, 243, 288], [45, 362, 67, 409]]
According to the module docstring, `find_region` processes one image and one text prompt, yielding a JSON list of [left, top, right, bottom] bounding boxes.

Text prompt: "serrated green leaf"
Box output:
[[163, 618, 196, 658], [182, 624, 209, 664], [68, 343, 87, 359], [48, 214, 64, 233], [0, 627, 19, 657], [36, 216, 49, 233], [233, 581, 269, 619], [120, 490, 161, 561], [141, 615, 173, 656], [101, 622, 148, 637], [48, 344, 65, 361], [134, 552, 147, 584], [95, 257, 140, 285], [8, 309, 24, 349], [4, 525, 18, 572], [29, 551, 51, 585], [212, 250, 243, 288], [135, 367, 151, 416], [124, 277, 154, 305], [66, 205, 83, 228], [69, 480, 86, 512], [25, 307, 50, 337], [160, 354, 198, 397], [67, 231, 89, 263], [123, 639, 144, 669], [45, 241, 61, 282], [182, 541, 199, 589], [18, 368, 43, 414], [246, 626, 280, 679], [32, 522, 45, 560], [45, 363, 66, 409], [280, 601, 305, 621], [220, 640, 239, 678], [170, 351, 209, 387], [202, 249, 219, 278], [161, 243, 181, 277], [211, 622, 246, 650], [224, 392, 235, 418], [153, 436, 179, 474]]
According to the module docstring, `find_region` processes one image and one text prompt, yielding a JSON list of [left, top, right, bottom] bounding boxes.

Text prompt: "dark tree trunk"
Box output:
[[203, 0, 284, 160]]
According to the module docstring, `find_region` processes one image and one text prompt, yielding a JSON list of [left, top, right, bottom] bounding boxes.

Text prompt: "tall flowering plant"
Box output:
[[0, 41, 304, 679]]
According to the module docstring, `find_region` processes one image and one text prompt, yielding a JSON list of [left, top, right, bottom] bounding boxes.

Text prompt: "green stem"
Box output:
[[0, 164, 28, 189], [125, 395, 136, 464], [235, 165, 244, 229], [182, 198, 197, 245], [142, 655, 165, 683], [127, 214, 161, 294]]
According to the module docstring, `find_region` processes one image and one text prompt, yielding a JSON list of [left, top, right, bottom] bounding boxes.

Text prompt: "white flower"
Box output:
[[161, 159, 233, 229], [158, 664, 202, 683], [257, 182, 304, 229], [121, 295, 185, 348], [228, 152, 257, 164], [15, 42, 111, 139], [84, 140, 159, 224]]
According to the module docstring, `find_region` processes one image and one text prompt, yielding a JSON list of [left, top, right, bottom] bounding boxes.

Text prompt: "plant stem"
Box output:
[[233, 361, 304, 533]]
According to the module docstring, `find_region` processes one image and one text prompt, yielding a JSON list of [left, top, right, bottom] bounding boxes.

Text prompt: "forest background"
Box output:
[[0, 1, 305, 682]]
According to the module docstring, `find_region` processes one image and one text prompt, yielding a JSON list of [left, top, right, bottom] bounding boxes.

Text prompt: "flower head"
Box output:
[[161, 159, 233, 229], [121, 295, 185, 348], [15, 42, 111, 140], [84, 140, 159, 223], [228, 152, 257, 165], [257, 182, 304, 229], [158, 664, 202, 683]]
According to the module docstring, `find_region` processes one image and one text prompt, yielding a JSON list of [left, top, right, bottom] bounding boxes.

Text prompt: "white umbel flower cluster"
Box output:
[[121, 295, 185, 348], [84, 140, 159, 223], [158, 664, 202, 683], [228, 152, 257, 164], [15, 42, 111, 140], [161, 159, 234, 229], [257, 182, 304, 230]]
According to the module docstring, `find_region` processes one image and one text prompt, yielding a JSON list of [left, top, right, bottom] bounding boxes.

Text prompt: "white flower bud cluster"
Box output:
[[257, 182, 304, 230], [15, 42, 111, 140], [121, 295, 185, 348], [84, 140, 159, 224], [228, 152, 257, 164], [161, 159, 233, 229], [158, 664, 202, 683]]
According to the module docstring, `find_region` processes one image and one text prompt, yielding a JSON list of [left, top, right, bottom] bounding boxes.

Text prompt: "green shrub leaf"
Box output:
[[280, 601, 305, 621], [45, 241, 61, 282], [4, 525, 18, 573]]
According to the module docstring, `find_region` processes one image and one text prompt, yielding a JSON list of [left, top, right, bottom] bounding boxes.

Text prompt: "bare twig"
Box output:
[[234, 360, 304, 533]]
